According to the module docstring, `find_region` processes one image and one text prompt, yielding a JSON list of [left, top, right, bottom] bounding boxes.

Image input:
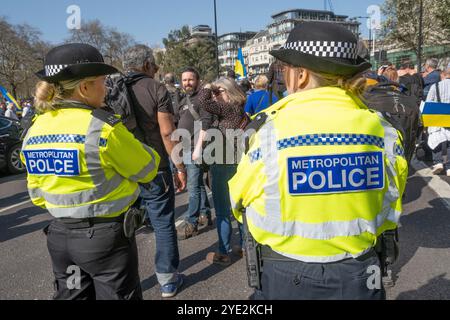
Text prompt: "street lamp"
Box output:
[[417, 0, 424, 71], [354, 16, 371, 52], [214, 0, 220, 79]]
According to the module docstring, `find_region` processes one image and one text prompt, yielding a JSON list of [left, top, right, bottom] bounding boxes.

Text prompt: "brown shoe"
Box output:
[[177, 222, 198, 240], [198, 214, 213, 227], [232, 245, 245, 258], [206, 252, 231, 266]]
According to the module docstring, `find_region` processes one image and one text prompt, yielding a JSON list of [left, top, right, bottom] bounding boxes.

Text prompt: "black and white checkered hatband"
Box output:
[[283, 41, 358, 60], [44, 64, 70, 77]]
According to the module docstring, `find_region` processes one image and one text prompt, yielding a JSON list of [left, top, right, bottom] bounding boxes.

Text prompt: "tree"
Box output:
[[68, 20, 135, 70], [382, 0, 450, 62], [161, 25, 219, 82], [0, 17, 46, 98]]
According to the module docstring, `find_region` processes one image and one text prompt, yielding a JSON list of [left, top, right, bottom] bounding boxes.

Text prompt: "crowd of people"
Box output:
[[0, 99, 34, 120], [16, 20, 450, 301], [371, 58, 450, 175]]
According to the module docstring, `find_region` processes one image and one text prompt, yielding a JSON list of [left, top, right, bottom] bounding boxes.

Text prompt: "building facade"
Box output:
[[239, 8, 361, 78], [188, 25, 215, 45], [218, 32, 257, 74], [243, 30, 271, 78], [268, 9, 360, 48]]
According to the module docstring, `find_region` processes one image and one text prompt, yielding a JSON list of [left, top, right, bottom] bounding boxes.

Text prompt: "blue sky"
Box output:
[[1, 0, 384, 46]]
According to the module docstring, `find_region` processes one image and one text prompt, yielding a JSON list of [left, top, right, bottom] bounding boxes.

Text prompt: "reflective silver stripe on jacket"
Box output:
[[46, 187, 140, 219], [260, 121, 281, 221], [272, 246, 376, 264], [376, 113, 403, 226], [129, 144, 157, 183]]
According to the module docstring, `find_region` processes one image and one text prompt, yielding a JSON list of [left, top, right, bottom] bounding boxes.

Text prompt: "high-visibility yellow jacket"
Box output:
[[229, 87, 408, 263], [21, 102, 160, 219]]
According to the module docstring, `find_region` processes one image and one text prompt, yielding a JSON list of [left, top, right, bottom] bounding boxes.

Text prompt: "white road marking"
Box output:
[[411, 159, 450, 209], [0, 199, 32, 213]]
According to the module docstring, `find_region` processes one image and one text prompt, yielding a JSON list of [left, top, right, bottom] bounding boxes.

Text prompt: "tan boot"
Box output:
[[206, 252, 231, 266], [176, 222, 198, 240]]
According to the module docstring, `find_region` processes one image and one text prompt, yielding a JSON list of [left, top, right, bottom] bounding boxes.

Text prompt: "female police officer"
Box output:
[[21, 43, 160, 300], [229, 22, 408, 300]]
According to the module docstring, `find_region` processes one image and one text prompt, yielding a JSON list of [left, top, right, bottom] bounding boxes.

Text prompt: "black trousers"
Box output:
[[253, 251, 385, 300], [46, 220, 142, 300]]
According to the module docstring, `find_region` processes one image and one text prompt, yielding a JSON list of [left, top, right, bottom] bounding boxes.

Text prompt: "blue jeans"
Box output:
[[186, 164, 211, 227], [140, 169, 179, 287], [210, 164, 243, 255]]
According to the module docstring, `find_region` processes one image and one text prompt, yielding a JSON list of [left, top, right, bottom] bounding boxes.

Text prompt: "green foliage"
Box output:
[[161, 25, 219, 82], [382, 0, 450, 57]]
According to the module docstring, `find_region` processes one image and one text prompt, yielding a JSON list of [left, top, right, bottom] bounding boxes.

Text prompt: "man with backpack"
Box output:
[[398, 61, 425, 104], [106, 44, 186, 298], [364, 72, 421, 165]]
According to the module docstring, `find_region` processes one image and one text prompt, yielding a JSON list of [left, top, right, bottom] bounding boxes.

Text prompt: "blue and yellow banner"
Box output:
[[421, 102, 450, 127], [234, 48, 247, 78], [0, 85, 21, 110]]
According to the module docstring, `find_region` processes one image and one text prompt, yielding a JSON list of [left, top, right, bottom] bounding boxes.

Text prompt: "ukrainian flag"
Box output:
[[234, 48, 247, 78], [421, 102, 450, 127], [0, 85, 21, 110]]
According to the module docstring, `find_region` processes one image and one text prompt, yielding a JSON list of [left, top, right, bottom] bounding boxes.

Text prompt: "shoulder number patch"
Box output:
[[22, 149, 80, 176], [288, 152, 385, 195]]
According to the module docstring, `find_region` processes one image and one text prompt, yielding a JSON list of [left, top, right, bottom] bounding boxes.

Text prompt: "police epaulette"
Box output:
[[244, 112, 268, 153], [245, 112, 268, 133], [91, 108, 121, 127]]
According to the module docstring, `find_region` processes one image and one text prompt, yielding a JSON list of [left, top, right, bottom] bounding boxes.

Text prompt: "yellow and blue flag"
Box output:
[[0, 85, 21, 110], [234, 48, 247, 78], [421, 102, 450, 127]]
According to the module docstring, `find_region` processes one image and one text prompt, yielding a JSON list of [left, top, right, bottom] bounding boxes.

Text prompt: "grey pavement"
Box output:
[[0, 160, 450, 300]]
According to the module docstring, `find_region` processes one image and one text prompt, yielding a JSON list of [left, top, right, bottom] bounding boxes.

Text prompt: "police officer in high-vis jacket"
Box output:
[[229, 22, 408, 300], [21, 43, 160, 300]]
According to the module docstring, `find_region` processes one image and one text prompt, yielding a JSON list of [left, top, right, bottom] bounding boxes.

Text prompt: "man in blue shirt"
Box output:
[[244, 75, 279, 116]]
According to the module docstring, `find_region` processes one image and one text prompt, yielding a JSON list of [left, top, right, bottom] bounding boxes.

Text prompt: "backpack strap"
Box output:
[[255, 92, 267, 111], [435, 81, 442, 103], [244, 112, 268, 153], [186, 96, 201, 121]]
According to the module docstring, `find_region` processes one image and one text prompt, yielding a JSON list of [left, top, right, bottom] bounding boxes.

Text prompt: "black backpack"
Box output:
[[363, 81, 421, 163], [104, 73, 147, 132]]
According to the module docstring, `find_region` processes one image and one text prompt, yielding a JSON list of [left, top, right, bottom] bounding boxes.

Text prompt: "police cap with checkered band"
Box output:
[[36, 43, 119, 83], [270, 21, 371, 76]]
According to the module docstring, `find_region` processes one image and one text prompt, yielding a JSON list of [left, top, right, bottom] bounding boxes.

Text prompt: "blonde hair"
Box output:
[[34, 76, 98, 113], [254, 75, 269, 89], [213, 77, 247, 106], [382, 66, 399, 82], [298, 68, 367, 101]]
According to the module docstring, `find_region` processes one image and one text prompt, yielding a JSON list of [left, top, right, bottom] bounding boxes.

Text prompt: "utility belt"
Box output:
[[54, 205, 146, 238], [56, 215, 124, 229]]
